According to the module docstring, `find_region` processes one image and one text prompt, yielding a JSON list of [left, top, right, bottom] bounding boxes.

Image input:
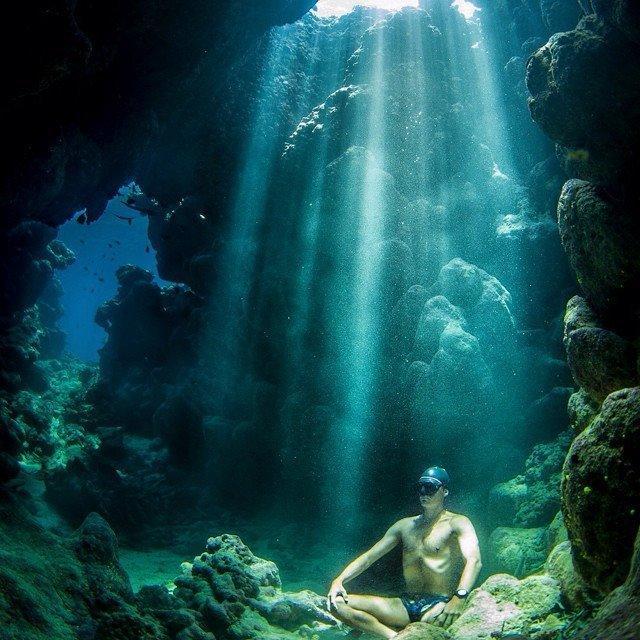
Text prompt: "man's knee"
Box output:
[[333, 600, 371, 625], [332, 600, 354, 621]]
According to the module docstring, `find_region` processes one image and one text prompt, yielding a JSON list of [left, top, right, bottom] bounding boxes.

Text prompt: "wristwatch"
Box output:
[[455, 589, 469, 598]]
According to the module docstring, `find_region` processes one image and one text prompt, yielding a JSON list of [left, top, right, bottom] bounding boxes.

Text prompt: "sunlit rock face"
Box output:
[[33, 5, 577, 542]]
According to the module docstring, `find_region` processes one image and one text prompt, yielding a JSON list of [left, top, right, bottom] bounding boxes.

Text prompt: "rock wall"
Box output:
[[526, 0, 640, 609]]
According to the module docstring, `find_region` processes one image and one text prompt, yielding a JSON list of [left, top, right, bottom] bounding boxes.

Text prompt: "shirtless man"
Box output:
[[327, 467, 482, 638]]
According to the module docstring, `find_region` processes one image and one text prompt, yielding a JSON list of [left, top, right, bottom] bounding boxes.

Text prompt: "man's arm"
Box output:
[[453, 515, 482, 592], [432, 515, 482, 628], [327, 520, 403, 610]]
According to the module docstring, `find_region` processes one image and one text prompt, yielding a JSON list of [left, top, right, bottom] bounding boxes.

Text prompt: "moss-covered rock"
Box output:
[[567, 388, 600, 433], [545, 541, 598, 612], [489, 431, 571, 529], [557, 180, 640, 328], [487, 527, 549, 578], [448, 573, 566, 640], [0, 495, 165, 640], [573, 525, 640, 639], [562, 387, 640, 593]]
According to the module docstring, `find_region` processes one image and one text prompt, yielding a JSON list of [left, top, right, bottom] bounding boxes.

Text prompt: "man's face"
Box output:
[[417, 480, 445, 505]]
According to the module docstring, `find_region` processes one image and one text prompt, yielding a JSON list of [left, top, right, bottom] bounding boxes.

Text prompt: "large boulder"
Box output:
[[562, 387, 640, 593], [447, 573, 566, 639], [573, 525, 640, 639], [565, 327, 637, 403], [526, 17, 640, 184], [557, 180, 640, 326], [0, 498, 164, 640], [487, 527, 549, 578], [545, 541, 598, 612]]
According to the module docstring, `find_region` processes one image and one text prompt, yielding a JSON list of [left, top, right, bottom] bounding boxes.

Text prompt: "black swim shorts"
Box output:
[[400, 592, 449, 623]]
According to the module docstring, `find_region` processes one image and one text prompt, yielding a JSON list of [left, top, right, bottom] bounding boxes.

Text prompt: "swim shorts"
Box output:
[[400, 592, 450, 622]]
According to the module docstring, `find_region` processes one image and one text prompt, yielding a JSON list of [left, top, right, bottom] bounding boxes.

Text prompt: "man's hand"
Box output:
[[327, 581, 348, 611], [419, 601, 446, 623], [432, 596, 465, 628]]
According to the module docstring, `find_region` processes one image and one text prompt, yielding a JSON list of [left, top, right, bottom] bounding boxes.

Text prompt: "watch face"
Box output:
[[456, 589, 469, 597]]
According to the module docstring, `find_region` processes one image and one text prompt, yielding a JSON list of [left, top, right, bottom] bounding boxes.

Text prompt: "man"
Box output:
[[327, 467, 482, 638]]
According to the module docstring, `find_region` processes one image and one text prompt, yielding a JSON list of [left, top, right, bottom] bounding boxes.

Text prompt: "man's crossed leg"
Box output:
[[331, 594, 446, 639]]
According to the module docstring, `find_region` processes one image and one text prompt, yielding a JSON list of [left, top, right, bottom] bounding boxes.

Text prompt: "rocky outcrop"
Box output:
[[449, 573, 566, 639], [527, 15, 640, 184], [573, 525, 640, 639], [1, 492, 341, 640], [0, 495, 163, 640], [489, 431, 572, 529], [527, 0, 640, 604], [561, 387, 640, 593], [557, 181, 640, 326]]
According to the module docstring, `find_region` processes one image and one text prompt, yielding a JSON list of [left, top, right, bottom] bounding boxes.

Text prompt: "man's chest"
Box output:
[[403, 522, 455, 556]]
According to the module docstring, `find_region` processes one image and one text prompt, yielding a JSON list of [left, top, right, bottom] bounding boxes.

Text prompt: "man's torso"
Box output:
[[398, 510, 463, 595]]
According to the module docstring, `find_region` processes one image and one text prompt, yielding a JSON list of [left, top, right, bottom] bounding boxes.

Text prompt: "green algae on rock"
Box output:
[[562, 387, 640, 593]]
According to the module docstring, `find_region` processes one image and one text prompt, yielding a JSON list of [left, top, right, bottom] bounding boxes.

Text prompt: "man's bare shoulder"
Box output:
[[447, 512, 476, 530], [390, 516, 419, 532]]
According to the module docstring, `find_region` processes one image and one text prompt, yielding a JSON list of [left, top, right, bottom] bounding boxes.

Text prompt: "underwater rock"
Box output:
[[565, 326, 637, 403], [527, 16, 640, 184], [562, 295, 598, 345], [413, 296, 466, 361], [573, 524, 640, 639], [594, 0, 640, 43], [539, 0, 583, 36], [487, 526, 549, 578], [562, 386, 640, 592], [447, 573, 565, 640], [545, 541, 598, 612], [147, 197, 218, 293], [0, 495, 165, 640], [432, 258, 517, 362], [172, 534, 338, 640], [547, 511, 569, 551], [557, 180, 640, 326], [394, 622, 451, 639], [0, 223, 75, 403], [489, 431, 572, 528], [412, 322, 493, 423], [567, 388, 600, 432], [431, 258, 486, 309]]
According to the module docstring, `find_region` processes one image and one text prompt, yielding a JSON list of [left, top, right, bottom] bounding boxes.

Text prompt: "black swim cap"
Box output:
[[419, 466, 450, 487]]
